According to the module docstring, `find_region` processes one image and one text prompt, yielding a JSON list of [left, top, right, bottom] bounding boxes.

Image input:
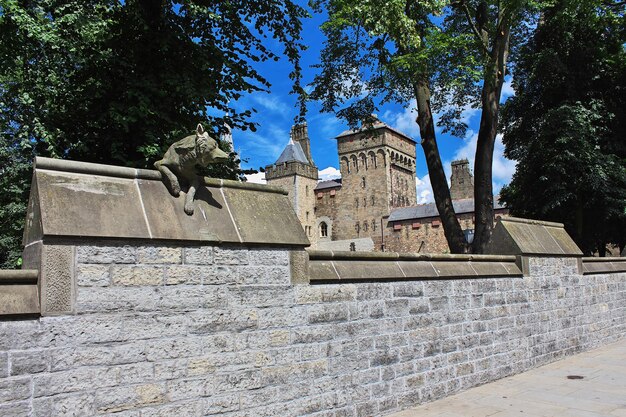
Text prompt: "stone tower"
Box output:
[[450, 159, 474, 200], [265, 122, 318, 243], [333, 116, 417, 241]]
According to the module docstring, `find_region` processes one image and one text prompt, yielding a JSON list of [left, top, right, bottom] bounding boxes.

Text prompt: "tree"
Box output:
[[500, 0, 626, 256], [0, 0, 307, 267], [309, 0, 542, 253]]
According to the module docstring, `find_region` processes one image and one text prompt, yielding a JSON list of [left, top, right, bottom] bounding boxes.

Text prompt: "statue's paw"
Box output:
[[171, 184, 181, 197], [184, 201, 195, 215]]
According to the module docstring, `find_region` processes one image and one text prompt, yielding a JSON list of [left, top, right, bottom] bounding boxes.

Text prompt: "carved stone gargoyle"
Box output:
[[155, 124, 229, 215]]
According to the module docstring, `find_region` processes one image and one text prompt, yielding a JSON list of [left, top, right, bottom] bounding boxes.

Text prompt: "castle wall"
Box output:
[[383, 210, 509, 254], [1, 241, 624, 416]]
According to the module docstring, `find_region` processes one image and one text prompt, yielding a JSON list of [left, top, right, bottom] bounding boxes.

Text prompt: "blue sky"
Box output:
[[232, 4, 517, 204]]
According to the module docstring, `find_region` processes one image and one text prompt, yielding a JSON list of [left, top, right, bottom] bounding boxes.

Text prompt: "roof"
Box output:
[[335, 120, 415, 143], [274, 138, 309, 165], [315, 179, 342, 191], [388, 198, 507, 222]]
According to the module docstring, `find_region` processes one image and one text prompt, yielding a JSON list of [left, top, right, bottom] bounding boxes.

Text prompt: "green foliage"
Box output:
[[0, 0, 307, 267], [501, 0, 626, 255]]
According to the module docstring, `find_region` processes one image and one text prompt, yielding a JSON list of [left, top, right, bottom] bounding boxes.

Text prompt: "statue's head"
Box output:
[[195, 124, 229, 166]]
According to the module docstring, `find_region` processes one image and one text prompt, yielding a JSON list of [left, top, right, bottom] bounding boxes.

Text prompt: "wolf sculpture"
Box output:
[[154, 124, 229, 215]]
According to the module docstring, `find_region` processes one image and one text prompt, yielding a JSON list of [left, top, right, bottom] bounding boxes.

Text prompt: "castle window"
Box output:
[[371, 195, 375, 205], [355, 223, 360, 233], [372, 219, 377, 231], [361, 177, 366, 188], [360, 154, 367, 170], [306, 185, 309, 195], [320, 222, 328, 238], [363, 222, 368, 232], [363, 197, 367, 207], [371, 153, 377, 168], [355, 198, 359, 209], [306, 211, 309, 221]]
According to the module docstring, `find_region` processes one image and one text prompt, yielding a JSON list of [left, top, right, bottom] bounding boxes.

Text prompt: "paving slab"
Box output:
[[390, 339, 626, 417]]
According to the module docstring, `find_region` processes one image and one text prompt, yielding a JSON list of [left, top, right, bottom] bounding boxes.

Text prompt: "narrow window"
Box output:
[[361, 177, 366, 188], [363, 222, 368, 232], [320, 222, 328, 238]]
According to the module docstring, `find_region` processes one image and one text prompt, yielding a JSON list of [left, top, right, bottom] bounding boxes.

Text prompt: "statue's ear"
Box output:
[[196, 124, 204, 135]]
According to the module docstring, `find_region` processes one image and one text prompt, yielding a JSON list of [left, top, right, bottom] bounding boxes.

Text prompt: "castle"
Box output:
[[264, 117, 508, 253]]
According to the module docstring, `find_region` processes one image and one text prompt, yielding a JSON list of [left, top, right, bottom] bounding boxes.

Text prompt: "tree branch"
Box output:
[[459, 2, 490, 55]]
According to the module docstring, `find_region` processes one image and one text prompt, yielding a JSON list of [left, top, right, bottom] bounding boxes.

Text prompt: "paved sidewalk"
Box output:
[[390, 339, 626, 417]]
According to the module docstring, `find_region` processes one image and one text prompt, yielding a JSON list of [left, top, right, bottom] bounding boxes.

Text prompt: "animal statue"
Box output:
[[154, 124, 229, 215]]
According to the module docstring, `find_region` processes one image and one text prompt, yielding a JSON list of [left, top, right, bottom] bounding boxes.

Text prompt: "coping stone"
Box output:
[[23, 157, 309, 247], [485, 217, 583, 257]]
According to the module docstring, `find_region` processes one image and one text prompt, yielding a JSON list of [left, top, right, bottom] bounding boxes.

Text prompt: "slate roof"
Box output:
[[388, 198, 507, 222], [315, 179, 343, 191], [335, 120, 415, 142], [275, 139, 309, 165]]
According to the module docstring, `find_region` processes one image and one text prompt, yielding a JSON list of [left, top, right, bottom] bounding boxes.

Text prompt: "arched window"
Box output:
[[355, 223, 360, 233], [319, 222, 328, 238], [361, 177, 366, 188], [371, 195, 376, 206], [360, 154, 367, 170], [372, 219, 377, 231], [363, 221, 368, 232], [355, 198, 359, 209]]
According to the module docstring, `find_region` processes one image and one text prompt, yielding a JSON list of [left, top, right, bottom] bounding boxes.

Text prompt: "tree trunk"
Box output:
[[413, 80, 468, 253], [471, 18, 510, 253]]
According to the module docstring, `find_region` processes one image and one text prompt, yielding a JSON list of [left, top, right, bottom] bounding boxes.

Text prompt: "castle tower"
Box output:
[[332, 115, 417, 241], [265, 122, 318, 243], [450, 159, 474, 200]]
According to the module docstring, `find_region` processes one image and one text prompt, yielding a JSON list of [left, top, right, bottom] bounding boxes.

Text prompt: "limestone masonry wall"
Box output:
[[1, 242, 625, 417]]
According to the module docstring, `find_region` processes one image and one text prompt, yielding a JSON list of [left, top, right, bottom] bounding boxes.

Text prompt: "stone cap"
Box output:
[[23, 157, 310, 247], [308, 250, 522, 281], [0, 269, 40, 316], [485, 217, 582, 256], [581, 257, 626, 275]]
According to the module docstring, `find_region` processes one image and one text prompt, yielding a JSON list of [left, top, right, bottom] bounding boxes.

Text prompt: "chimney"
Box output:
[[290, 122, 314, 166], [450, 159, 474, 200]]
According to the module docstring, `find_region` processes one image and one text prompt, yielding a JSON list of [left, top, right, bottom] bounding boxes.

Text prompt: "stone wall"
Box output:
[[1, 241, 625, 417]]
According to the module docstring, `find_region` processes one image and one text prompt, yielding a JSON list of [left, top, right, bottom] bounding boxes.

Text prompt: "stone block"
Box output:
[[140, 400, 204, 417], [95, 383, 166, 413], [10, 350, 50, 375], [183, 246, 214, 265], [0, 283, 40, 316], [76, 245, 137, 264], [290, 250, 310, 284], [76, 264, 110, 287], [111, 265, 164, 286], [0, 377, 31, 402], [137, 246, 182, 264], [308, 304, 350, 324], [33, 366, 118, 397], [249, 249, 290, 266], [0, 401, 30, 417], [213, 247, 249, 265], [32, 393, 96, 417], [164, 265, 235, 285], [40, 244, 75, 315], [295, 285, 356, 304], [0, 353, 7, 378], [236, 266, 290, 285]]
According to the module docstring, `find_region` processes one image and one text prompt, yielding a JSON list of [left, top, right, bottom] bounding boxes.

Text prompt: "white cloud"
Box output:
[[244, 172, 267, 184], [449, 132, 516, 194], [318, 166, 341, 181], [384, 99, 481, 139], [236, 123, 288, 169], [250, 94, 290, 114], [415, 174, 434, 204], [383, 99, 420, 138]]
